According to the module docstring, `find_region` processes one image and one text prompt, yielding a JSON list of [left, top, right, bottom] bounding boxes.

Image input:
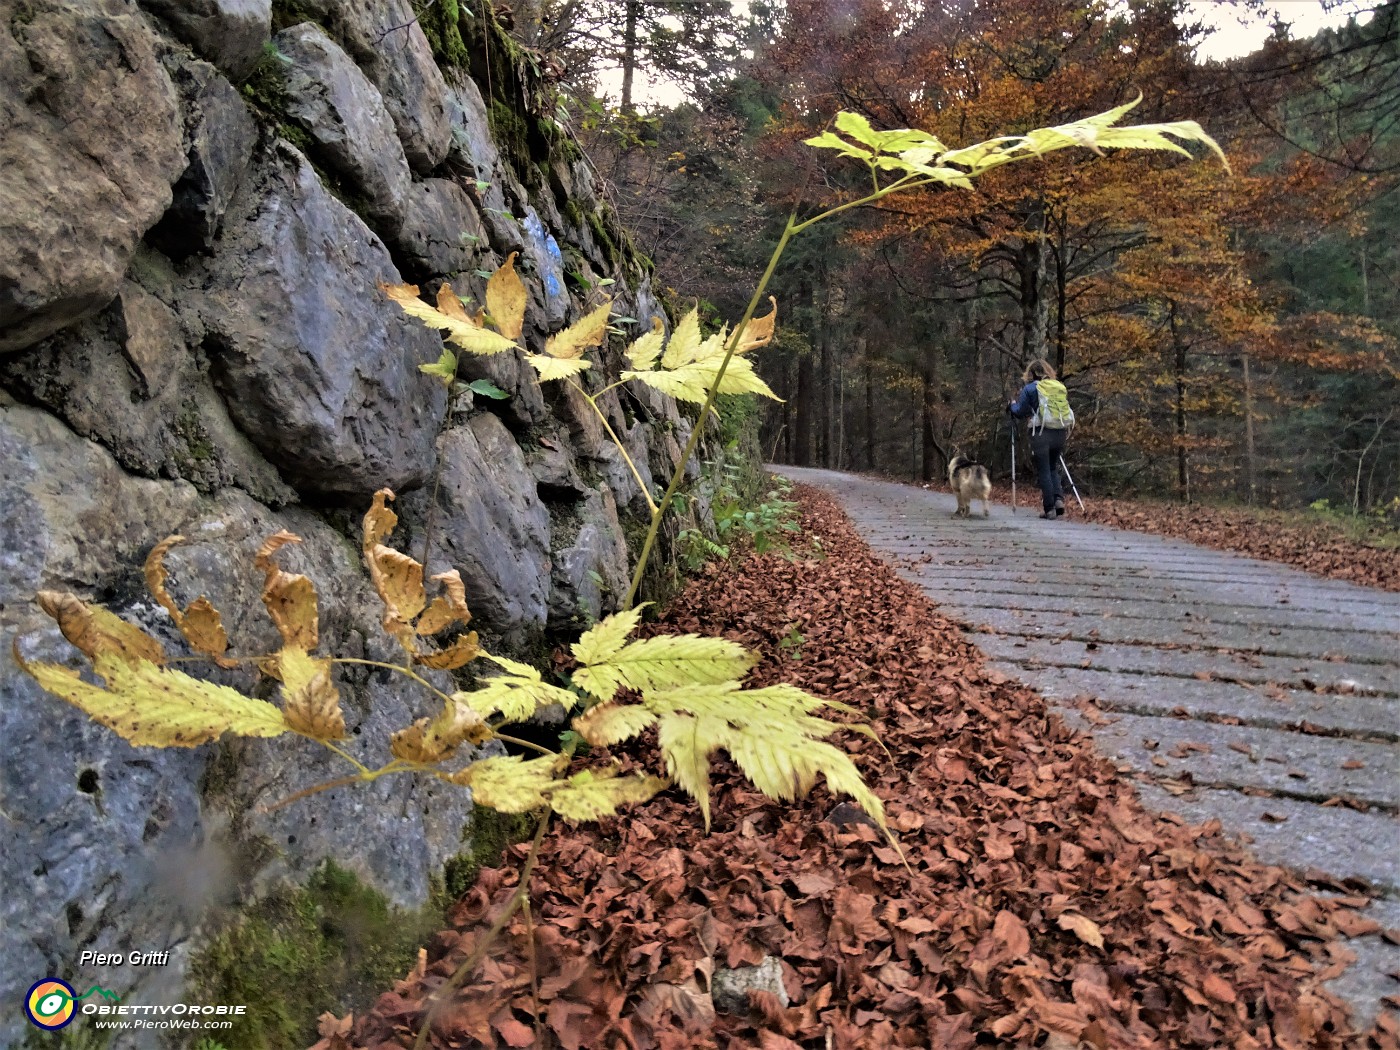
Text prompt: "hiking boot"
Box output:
[[1054, 498, 1065, 517], [1039, 510, 1056, 519]]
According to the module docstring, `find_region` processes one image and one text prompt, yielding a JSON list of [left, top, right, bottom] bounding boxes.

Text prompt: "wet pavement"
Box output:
[[778, 466, 1400, 1026]]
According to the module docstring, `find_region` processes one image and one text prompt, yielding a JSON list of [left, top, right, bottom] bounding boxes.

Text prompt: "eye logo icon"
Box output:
[[25, 978, 77, 1030]]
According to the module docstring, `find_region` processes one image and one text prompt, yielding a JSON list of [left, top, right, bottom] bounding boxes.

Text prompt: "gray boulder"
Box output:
[[137, 0, 270, 80], [395, 178, 489, 279], [444, 75, 525, 256], [711, 956, 790, 1015], [0, 399, 476, 1048], [194, 143, 447, 500], [147, 59, 260, 259], [1, 279, 295, 504], [549, 486, 631, 628], [275, 22, 411, 235], [299, 0, 451, 172], [0, 0, 185, 353], [423, 413, 551, 635]]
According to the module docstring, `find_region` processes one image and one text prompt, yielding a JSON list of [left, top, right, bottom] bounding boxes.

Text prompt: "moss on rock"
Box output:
[[189, 861, 437, 1050]]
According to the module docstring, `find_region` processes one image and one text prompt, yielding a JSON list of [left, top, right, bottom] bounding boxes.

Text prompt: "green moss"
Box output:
[[587, 210, 620, 267], [269, 0, 320, 32], [488, 99, 533, 181], [563, 199, 585, 227], [418, 0, 469, 67], [240, 44, 292, 117], [190, 861, 438, 1050], [171, 404, 217, 478], [439, 809, 535, 903]]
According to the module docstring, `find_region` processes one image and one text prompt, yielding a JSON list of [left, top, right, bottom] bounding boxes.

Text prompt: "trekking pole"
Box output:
[[1059, 454, 1085, 511], [1010, 422, 1018, 514]]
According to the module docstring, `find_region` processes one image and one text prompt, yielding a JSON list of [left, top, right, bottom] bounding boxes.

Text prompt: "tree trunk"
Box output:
[[1018, 199, 1050, 363], [1053, 214, 1068, 374], [1242, 353, 1256, 506], [861, 341, 874, 471], [1171, 302, 1189, 503], [818, 299, 832, 467], [620, 1, 639, 114], [794, 351, 814, 467]]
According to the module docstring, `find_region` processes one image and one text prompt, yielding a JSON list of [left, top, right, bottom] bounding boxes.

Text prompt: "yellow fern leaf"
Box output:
[[660, 308, 702, 368], [733, 298, 778, 354], [625, 318, 666, 371], [546, 767, 668, 822], [36, 591, 166, 668], [254, 532, 319, 651], [144, 536, 234, 667], [275, 647, 347, 742], [380, 281, 518, 354], [486, 252, 527, 340], [656, 711, 730, 830], [545, 302, 612, 359], [451, 754, 558, 812], [525, 353, 591, 381], [572, 633, 756, 702], [391, 697, 490, 763], [22, 653, 287, 747], [413, 631, 480, 670], [455, 674, 577, 723], [415, 570, 472, 636], [623, 356, 780, 406], [572, 702, 658, 746], [570, 604, 648, 666]]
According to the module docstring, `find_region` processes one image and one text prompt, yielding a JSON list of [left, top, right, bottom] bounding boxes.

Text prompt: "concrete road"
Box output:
[[777, 466, 1400, 1026]]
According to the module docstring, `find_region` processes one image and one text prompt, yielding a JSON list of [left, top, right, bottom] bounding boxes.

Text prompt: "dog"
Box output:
[[948, 454, 991, 518]]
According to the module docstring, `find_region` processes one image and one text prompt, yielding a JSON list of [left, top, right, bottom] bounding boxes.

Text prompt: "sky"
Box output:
[[1186, 0, 1378, 61]]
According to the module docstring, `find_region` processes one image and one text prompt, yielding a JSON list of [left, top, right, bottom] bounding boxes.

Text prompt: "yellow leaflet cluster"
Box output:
[[806, 97, 1228, 186], [563, 605, 888, 834]]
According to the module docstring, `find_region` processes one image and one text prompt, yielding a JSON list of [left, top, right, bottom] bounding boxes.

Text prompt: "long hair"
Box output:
[[1022, 358, 1056, 384]]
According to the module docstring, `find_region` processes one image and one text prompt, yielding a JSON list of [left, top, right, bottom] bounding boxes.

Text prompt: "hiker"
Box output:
[[1008, 359, 1075, 519]]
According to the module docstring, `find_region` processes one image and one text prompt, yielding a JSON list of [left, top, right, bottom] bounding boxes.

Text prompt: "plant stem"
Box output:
[[493, 732, 558, 757], [413, 811, 552, 1050], [623, 211, 801, 608], [332, 657, 458, 707], [571, 381, 659, 515]]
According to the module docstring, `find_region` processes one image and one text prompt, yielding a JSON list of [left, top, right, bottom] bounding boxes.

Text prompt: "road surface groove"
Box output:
[[778, 466, 1400, 1027]]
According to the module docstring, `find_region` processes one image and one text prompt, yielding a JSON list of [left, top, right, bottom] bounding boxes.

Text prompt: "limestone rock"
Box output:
[[395, 178, 489, 280], [519, 205, 570, 333], [301, 0, 451, 172], [147, 59, 260, 258], [424, 413, 551, 635], [275, 21, 411, 235], [0, 0, 185, 353], [549, 486, 631, 628], [711, 957, 790, 1015], [1, 282, 295, 503], [0, 400, 475, 1047], [195, 144, 446, 500], [444, 75, 525, 256], [137, 0, 270, 80], [527, 425, 589, 499]]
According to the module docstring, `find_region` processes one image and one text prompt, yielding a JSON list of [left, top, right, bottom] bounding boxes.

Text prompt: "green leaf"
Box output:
[[467, 378, 510, 400], [420, 348, 458, 383]]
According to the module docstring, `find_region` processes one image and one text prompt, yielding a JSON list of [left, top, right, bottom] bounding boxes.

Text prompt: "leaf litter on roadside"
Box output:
[[344, 486, 1394, 1050]]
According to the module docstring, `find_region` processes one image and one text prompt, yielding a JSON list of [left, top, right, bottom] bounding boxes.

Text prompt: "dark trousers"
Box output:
[[1029, 427, 1067, 513]]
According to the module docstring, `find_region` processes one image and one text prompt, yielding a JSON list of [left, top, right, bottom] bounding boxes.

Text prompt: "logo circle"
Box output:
[[25, 978, 76, 1030]]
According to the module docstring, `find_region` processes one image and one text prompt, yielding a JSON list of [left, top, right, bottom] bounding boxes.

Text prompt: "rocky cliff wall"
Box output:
[[0, 1, 704, 1040]]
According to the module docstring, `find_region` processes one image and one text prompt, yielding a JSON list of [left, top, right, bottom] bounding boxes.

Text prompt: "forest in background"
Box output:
[[532, 0, 1398, 511]]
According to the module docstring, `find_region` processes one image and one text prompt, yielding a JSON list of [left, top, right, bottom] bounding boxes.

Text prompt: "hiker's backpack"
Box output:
[[1031, 379, 1075, 432]]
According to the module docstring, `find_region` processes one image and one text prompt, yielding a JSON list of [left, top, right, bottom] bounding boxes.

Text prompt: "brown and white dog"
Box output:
[[948, 454, 991, 518]]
